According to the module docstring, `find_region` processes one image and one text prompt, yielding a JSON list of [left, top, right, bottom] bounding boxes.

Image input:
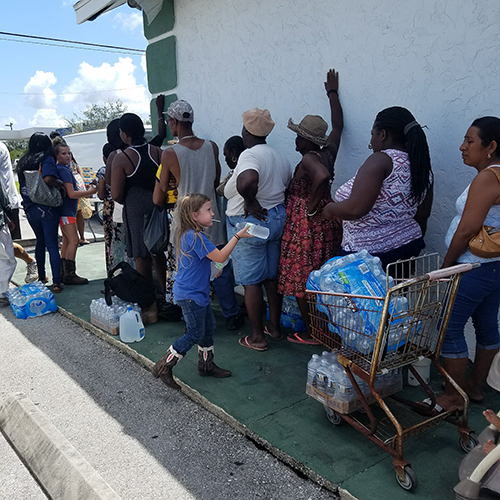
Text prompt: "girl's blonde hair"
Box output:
[[174, 193, 211, 267]]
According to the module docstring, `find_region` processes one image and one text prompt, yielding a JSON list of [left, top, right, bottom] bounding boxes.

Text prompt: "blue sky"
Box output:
[[0, 1, 149, 130]]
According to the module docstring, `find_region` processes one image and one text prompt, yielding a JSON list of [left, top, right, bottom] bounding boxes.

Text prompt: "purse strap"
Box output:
[[486, 166, 500, 184]]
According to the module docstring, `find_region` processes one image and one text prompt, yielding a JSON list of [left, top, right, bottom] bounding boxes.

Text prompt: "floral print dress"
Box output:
[[277, 154, 342, 298]]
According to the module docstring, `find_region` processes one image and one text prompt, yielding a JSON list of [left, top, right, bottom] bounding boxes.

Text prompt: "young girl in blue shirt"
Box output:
[[54, 142, 97, 286], [153, 193, 251, 390]]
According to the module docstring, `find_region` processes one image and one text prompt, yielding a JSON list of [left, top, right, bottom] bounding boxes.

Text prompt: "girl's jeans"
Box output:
[[173, 299, 216, 356]]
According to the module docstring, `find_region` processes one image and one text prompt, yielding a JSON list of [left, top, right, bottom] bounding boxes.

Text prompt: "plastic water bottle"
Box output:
[[307, 354, 321, 385], [210, 259, 228, 281], [235, 222, 269, 239], [119, 306, 145, 343]]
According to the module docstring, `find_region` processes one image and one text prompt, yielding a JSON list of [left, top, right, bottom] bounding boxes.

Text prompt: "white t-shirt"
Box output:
[[224, 144, 292, 216], [0, 141, 21, 210]]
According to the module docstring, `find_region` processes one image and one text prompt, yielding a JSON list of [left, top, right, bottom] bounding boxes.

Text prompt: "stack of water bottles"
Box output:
[[8, 281, 58, 319], [306, 350, 403, 413], [306, 250, 412, 355], [280, 296, 306, 332], [90, 297, 141, 336]]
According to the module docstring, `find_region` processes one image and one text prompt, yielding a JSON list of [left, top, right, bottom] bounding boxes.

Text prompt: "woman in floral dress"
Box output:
[[278, 69, 343, 344]]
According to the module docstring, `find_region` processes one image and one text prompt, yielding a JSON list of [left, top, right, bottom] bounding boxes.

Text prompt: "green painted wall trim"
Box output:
[[143, 0, 175, 40], [151, 94, 178, 145], [146, 36, 177, 94]]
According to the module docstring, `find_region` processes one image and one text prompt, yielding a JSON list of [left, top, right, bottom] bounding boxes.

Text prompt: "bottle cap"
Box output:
[[127, 306, 133, 311]]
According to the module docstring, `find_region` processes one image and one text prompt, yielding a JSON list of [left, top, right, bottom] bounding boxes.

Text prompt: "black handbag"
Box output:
[[104, 262, 156, 309], [143, 205, 170, 255]]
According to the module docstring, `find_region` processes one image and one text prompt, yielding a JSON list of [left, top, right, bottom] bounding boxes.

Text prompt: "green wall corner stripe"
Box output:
[[150, 94, 178, 145], [146, 36, 177, 94], [143, 0, 175, 40]]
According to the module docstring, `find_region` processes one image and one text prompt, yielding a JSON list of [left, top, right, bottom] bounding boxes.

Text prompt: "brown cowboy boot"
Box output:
[[63, 259, 89, 285], [198, 346, 231, 378], [152, 346, 183, 390]]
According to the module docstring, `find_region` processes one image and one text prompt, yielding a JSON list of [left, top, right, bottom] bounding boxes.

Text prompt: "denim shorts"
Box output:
[[441, 261, 500, 358], [226, 204, 286, 286]]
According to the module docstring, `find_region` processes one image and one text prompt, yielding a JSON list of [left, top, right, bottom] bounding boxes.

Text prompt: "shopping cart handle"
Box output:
[[426, 263, 480, 280]]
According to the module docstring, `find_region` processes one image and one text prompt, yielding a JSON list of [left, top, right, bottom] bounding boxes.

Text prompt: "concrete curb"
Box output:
[[0, 393, 121, 500]]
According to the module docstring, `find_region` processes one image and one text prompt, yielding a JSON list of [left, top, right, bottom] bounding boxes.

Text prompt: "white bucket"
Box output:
[[408, 358, 432, 386]]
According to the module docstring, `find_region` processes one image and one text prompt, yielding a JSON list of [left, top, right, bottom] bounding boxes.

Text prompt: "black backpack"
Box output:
[[104, 262, 156, 309]]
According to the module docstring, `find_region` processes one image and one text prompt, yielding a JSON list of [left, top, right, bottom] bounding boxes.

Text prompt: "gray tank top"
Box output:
[[173, 140, 225, 246]]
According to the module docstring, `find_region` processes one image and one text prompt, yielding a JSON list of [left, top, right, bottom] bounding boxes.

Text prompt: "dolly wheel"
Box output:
[[396, 466, 418, 491], [459, 432, 479, 453], [324, 406, 342, 426]]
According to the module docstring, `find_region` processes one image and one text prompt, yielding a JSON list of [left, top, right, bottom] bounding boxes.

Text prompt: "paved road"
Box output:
[[0, 304, 340, 500]]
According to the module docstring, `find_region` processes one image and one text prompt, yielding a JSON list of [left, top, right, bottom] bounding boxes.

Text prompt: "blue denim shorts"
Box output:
[[226, 204, 286, 286], [441, 261, 500, 358]]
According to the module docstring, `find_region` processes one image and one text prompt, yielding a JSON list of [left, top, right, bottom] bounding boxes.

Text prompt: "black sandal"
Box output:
[[52, 283, 63, 294]]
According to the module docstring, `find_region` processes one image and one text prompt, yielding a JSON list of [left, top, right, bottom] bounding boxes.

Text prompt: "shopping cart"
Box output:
[[306, 254, 479, 491]]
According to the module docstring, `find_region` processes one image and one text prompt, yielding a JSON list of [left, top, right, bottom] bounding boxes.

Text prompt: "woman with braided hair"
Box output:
[[323, 106, 433, 270]]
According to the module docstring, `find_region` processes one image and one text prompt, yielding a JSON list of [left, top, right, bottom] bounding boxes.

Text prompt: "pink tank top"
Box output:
[[335, 149, 422, 253]]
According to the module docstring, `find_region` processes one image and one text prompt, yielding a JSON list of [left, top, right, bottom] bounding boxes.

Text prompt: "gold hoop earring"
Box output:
[[231, 156, 237, 163]]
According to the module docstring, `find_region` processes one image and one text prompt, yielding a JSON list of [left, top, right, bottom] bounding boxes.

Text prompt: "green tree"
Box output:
[[64, 99, 128, 133], [5, 139, 28, 161]]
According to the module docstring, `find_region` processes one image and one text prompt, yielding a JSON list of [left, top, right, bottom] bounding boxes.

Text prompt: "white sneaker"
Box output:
[[25, 260, 38, 283]]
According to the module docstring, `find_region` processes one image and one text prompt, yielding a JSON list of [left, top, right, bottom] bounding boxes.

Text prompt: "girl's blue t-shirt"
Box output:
[[57, 163, 79, 217], [173, 229, 216, 306]]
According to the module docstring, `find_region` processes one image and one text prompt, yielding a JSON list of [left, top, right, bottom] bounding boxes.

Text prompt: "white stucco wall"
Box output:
[[151, 0, 500, 264]]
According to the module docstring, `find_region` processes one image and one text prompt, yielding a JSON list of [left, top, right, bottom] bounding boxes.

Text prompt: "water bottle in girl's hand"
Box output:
[[235, 222, 269, 239]]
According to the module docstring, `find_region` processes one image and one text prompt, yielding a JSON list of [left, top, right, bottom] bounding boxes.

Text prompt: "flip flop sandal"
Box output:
[[264, 326, 283, 340], [238, 335, 268, 351], [286, 332, 320, 345]]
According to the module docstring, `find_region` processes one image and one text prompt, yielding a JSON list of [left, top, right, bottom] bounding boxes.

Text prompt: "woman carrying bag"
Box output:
[[433, 116, 500, 413]]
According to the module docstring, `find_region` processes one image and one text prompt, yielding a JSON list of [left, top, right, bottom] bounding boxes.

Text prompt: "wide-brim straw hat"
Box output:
[[287, 115, 330, 147], [242, 108, 275, 137]]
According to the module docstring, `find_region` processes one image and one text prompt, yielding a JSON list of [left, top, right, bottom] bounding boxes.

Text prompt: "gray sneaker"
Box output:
[[0, 295, 9, 306], [25, 260, 38, 283]]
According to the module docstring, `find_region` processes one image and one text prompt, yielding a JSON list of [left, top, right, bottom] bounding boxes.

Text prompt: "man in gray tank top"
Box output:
[[154, 100, 244, 332]]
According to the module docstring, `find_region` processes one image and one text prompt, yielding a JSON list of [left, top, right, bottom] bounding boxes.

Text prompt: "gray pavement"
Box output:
[[0, 304, 340, 500], [0, 432, 47, 500]]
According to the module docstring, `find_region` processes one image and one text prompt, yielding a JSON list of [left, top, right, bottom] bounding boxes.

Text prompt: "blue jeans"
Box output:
[[212, 257, 241, 318], [25, 204, 61, 283], [226, 204, 286, 285], [173, 299, 216, 356], [441, 261, 500, 358]]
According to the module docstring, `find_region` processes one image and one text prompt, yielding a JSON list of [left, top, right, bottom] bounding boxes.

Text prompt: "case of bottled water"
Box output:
[[8, 281, 58, 319], [307, 251, 410, 354], [306, 350, 403, 413], [90, 297, 141, 336]]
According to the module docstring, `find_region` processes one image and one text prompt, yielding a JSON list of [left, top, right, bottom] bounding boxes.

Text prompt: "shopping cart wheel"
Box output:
[[459, 432, 479, 453], [324, 406, 342, 426], [395, 466, 418, 491]]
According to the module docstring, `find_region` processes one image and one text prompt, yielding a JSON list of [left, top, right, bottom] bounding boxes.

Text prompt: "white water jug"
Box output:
[[119, 306, 145, 343]]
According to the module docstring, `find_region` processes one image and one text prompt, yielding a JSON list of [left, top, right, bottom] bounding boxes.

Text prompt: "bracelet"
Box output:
[[234, 234, 241, 241], [327, 89, 338, 96], [306, 208, 318, 217]]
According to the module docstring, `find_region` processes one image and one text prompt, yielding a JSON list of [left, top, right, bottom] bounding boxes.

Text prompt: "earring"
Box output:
[[488, 153, 492, 159], [231, 156, 237, 163], [368, 143, 373, 150]]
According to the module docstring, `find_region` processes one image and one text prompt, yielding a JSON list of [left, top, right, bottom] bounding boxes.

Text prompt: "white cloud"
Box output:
[[24, 71, 57, 109], [113, 11, 143, 32], [29, 109, 65, 127], [62, 57, 150, 118]]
